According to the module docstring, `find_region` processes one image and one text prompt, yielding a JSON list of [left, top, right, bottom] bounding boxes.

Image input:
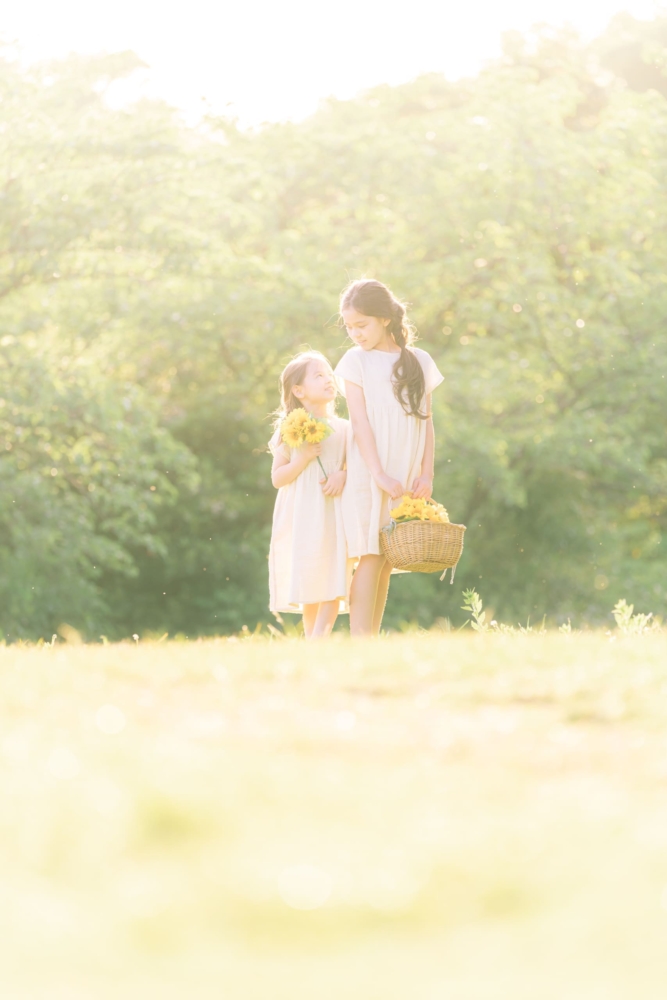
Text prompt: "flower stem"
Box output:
[[317, 457, 327, 480]]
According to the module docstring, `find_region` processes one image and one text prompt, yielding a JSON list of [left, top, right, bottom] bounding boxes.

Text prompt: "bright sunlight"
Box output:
[[2, 2, 667, 997], [2, 0, 660, 121]]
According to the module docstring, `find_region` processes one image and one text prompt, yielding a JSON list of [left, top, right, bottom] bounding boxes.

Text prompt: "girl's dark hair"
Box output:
[[340, 279, 427, 418]]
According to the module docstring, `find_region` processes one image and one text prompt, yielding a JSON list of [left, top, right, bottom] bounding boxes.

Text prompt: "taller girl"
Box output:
[[335, 279, 444, 636]]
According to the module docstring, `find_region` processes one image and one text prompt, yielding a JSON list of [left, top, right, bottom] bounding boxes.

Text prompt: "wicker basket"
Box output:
[[380, 519, 466, 582]]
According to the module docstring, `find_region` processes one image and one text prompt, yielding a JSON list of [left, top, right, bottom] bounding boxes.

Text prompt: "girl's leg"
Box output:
[[372, 559, 393, 636], [310, 600, 339, 639], [302, 603, 318, 639], [349, 554, 386, 637]]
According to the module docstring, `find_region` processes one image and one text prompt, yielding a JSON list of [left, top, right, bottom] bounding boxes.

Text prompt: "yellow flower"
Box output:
[[281, 409, 331, 449], [290, 408, 309, 427], [282, 423, 303, 449], [391, 494, 450, 523], [281, 409, 308, 448], [391, 494, 415, 519], [303, 417, 328, 444]]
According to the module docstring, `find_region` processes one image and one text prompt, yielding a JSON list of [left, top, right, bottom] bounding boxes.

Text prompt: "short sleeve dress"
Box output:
[[268, 415, 352, 614], [334, 347, 444, 559]]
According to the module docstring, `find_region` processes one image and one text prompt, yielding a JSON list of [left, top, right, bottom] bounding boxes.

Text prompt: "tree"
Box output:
[[2, 22, 667, 637]]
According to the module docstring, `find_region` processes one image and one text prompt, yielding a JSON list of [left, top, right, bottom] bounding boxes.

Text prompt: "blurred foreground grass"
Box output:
[[3, 633, 667, 999]]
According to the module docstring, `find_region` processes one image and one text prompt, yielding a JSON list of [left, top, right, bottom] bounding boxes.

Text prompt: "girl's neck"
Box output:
[[374, 334, 400, 354], [300, 399, 329, 418]]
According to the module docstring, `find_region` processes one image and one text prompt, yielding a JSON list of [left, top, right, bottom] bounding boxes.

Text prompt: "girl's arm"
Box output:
[[345, 382, 404, 499], [271, 442, 322, 489], [320, 425, 347, 496], [320, 469, 346, 496], [411, 395, 434, 499]]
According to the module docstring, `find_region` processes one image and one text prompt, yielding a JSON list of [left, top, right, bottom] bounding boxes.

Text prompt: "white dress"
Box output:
[[268, 415, 352, 614], [334, 347, 444, 559]]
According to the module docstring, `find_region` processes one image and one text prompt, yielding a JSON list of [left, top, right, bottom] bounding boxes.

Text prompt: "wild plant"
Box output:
[[611, 599, 661, 635]]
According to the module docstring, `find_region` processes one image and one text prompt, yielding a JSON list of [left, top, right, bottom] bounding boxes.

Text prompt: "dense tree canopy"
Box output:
[[2, 15, 667, 638]]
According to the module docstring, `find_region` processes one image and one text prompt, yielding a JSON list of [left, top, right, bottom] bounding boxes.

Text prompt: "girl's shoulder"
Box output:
[[334, 348, 367, 396], [327, 415, 349, 437], [412, 346, 435, 363], [268, 425, 289, 458], [334, 346, 364, 367], [412, 346, 445, 395]]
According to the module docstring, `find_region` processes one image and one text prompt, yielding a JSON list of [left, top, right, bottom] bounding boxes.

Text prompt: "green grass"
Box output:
[[3, 633, 667, 999]]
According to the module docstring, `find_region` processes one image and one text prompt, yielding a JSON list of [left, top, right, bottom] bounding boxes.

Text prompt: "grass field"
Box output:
[[3, 632, 667, 999]]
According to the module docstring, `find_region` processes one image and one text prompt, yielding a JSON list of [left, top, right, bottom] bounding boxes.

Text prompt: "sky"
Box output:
[[1, 0, 662, 124]]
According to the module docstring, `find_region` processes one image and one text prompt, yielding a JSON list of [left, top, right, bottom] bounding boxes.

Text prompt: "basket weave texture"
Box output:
[[380, 520, 466, 574]]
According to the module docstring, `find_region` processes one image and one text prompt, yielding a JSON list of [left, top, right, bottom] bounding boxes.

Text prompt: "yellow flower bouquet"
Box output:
[[281, 408, 331, 479], [390, 494, 450, 524]]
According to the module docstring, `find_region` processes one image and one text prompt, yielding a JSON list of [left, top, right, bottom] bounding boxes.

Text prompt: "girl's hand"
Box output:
[[296, 442, 322, 466], [376, 473, 405, 499], [273, 442, 322, 489], [320, 470, 346, 497], [411, 474, 433, 500]]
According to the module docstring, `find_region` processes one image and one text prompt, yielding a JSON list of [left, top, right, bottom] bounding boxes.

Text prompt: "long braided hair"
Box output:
[[340, 279, 427, 419]]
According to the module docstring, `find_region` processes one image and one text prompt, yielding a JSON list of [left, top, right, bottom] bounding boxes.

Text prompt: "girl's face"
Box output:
[[342, 307, 394, 352], [292, 358, 336, 405]]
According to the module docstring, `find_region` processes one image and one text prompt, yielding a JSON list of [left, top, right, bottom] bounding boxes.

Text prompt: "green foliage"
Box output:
[[611, 598, 660, 635], [461, 588, 547, 635], [0, 331, 197, 638], [2, 18, 667, 637], [461, 589, 489, 633]]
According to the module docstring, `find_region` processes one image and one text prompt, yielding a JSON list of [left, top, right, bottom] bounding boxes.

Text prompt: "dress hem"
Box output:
[[271, 603, 350, 615]]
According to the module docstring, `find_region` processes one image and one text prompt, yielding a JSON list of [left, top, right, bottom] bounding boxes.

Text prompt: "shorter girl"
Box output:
[[268, 351, 351, 638]]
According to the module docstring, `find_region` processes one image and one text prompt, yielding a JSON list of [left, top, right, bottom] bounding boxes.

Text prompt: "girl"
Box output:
[[268, 351, 351, 638], [335, 279, 444, 637]]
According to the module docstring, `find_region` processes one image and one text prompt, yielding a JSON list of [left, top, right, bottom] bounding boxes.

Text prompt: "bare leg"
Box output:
[[349, 554, 386, 637], [302, 603, 318, 639], [310, 600, 339, 639], [372, 559, 393, 636]]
